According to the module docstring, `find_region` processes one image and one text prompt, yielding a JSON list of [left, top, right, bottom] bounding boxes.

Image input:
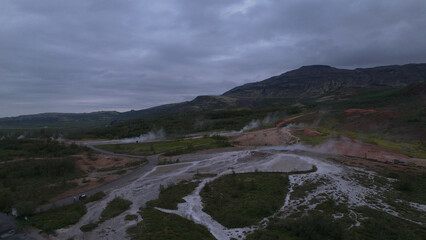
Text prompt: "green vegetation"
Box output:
[[127, 180, 214, 240], [247, 171, 426, 240], [96, 137, 232, 156], [0, 139, 92, 214], [127, 209, 215, 240], [163, 140, 231, 156], [0, 138, 89, 161], [247, 200, 426, 240], [295, 124, 426, 158], [247, 213, 347, 240], [80, 222, 99, 232], [76, 196, 132, 233], [352, 207, 426, 240], [366, 137, 426, 159], [292, 131, 330, 146], [100, 197, 132, 222], [146, 181, 199, 209], [200, 172, 290, 228], [29, 202, 87, 233], [0, 157, 83, 213], [84, 191, 106, 203], [82, 104, 291, 139], [390, 172, 426, 205], [125, 214, 138, 221]]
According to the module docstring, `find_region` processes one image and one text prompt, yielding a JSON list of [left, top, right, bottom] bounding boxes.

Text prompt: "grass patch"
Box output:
[[292, 131, 330, 146], [127, 208, 215, 240], [312, 127, 426, 158], [96, 137, 231, 156], [0, 157, 83, 213], [127, 180, 214, 240], [29, 202, 86, 233], [246, 213, 347, 240], [200, 172, 289, 228], [0, 138, 90, 161], [353, 207, 426, 240], [125, 214, 138, 221], [247, 202, 426, 240], [80, 222, 99, 232], [114, 169, 127, 175], [193, 173, 217, 179], [146, 181, 199, 210], [390, 172, 426, 204], [367, 138, 426, 159], [83, 191, 106, 203], [100, 197, 132, 222]]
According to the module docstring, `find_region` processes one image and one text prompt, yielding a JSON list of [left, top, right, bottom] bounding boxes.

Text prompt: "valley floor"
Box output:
[[19, 143, 425, 240]]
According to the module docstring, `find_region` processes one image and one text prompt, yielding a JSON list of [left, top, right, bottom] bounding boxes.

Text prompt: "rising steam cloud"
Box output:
[[121, 129, 166, 143], [240, 112, 282, 132]]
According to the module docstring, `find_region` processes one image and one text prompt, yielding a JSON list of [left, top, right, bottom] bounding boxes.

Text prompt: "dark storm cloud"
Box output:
[[1, 0, 425, 117]]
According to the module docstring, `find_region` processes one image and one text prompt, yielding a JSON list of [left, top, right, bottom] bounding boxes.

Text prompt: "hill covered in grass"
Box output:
[[1, 63, 424, 140]]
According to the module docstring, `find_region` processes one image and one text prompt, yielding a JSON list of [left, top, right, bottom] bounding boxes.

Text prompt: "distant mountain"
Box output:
[[0, 111, 120, 128], [223, 64, 426, 99], [1, 63, 425, 129]]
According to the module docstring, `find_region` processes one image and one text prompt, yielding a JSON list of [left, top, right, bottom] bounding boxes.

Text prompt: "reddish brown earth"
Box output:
[[342, 108, 397, 122], [290, 127, 323, 137], [291, 126, 425, 171], [275, 112, 316, 127], [230, 127, 299, 146], [313, 138, 424, 165], [51, 153, 144, 201]]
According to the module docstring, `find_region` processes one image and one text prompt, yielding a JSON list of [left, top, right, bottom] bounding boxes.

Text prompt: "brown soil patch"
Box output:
[[51, 153, 145, 201], [314, 138, 426, 168], [275, 112, 316, 128], [230, 127, 299, 146], [329, 155, 425, 174], [342, 108, 397, 122], [290, 127, 323, 137]]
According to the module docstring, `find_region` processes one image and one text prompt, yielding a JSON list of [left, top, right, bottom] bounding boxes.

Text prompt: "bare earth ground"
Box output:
[[313, 138, 426, 167], [51, 153, 145, 201], [229, 127, 299, 146]]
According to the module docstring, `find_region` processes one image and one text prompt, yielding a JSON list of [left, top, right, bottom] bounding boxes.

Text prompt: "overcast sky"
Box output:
[[1, 0, 425, 117]]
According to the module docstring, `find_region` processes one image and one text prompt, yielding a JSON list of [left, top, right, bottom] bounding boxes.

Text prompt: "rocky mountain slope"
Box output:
[[1, 63, 425, 128], [223, 63, 426, 99]]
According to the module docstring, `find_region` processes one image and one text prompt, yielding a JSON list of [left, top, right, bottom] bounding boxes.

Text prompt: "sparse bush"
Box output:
[[13, 201, 37, 216], [125, 214, 138, 221], [395, 179, 413, 192], [100, 197, 132, 222], [30, 202, 87, 233], [83, 191, 106, 203], [80, 222, 99, 232]]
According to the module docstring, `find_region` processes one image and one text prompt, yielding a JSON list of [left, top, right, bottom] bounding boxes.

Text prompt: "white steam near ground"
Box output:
[[82, 129, 166, 146], [120, 129, 166, 143], [241, 112, 282, 131]]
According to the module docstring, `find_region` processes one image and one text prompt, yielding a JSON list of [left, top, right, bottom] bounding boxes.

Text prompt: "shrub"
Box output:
[[100, 197, 132, 222], [80, 222, 99, 232], [13, 201, 37, 216]]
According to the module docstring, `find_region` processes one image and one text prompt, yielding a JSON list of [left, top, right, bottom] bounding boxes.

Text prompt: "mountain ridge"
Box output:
[[1, 63, 425, 128], [223, 63, 426, 99]]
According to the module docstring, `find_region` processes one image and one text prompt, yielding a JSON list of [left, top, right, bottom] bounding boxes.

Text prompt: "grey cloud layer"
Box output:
[[1, 0, 425, 117]]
